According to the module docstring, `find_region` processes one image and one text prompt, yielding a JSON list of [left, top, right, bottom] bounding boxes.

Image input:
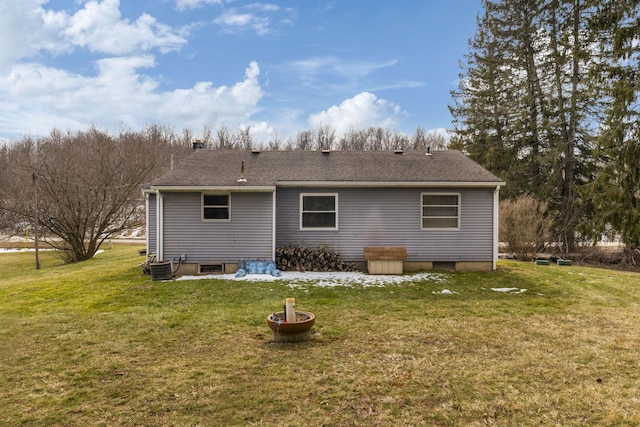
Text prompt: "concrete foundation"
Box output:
[[171, 259, 494, 278], [402, 261, 493, 272]]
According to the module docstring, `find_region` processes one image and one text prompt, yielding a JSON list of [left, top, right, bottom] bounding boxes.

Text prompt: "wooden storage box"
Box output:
[[364, 247, 407, 275]]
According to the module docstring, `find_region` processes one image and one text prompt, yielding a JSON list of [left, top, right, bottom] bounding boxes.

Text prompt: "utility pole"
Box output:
[[32, 173, 40, 270]]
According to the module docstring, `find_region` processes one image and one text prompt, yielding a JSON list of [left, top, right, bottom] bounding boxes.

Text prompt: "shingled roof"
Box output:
[[149, 149, 505, 188]]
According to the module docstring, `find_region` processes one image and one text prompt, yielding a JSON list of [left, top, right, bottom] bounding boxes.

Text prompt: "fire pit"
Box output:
[[266, 311, 315, 343]]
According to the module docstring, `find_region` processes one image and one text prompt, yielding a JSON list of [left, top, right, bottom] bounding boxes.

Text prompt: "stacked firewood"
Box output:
[[276, 244, 355, 272]]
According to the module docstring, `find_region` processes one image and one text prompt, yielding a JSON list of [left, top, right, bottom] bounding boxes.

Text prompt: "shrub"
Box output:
[[500, 195, 553, 261]]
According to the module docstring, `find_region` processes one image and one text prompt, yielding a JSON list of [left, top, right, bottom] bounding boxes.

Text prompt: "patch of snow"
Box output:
[[491, 287, 527, 294], [176, 271, 450, 288], [0, 248, 54, 253], [0, 248, 105, 255], [432, 289, 456, 295]]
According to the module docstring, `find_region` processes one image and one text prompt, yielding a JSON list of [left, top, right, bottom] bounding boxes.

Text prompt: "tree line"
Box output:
[[0, 125, 445, 263], [180, 124, 448, 152], [450, 0, 640, 261]]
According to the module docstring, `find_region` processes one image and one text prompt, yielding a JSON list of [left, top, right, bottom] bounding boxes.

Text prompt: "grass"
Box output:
[[1, 245, 639, 426]]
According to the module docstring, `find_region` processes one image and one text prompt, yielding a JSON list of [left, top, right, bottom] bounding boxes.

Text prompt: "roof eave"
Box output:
[[150, 185, 276, 192], [276, 181, 505, 188], [148, 182, 505, 191]]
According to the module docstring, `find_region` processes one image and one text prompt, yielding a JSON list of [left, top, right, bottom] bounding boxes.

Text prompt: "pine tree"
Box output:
[[450, 1, 518, 195], [587, 0, 640, 261], [450, 0, 598, 251], [539, 0, 598, 250]]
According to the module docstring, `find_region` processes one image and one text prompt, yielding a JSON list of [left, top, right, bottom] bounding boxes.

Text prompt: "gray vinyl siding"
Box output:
[[161, 191, 273, 262], [276, 187, 494, 262], [147, 193, 157, 255]]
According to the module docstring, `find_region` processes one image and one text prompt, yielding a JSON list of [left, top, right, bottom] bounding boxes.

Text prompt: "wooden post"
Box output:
[[32, 173, 40, 270]]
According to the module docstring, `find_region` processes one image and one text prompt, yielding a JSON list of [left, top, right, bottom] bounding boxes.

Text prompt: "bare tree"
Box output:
[[267, 130, 285, 151], [412, 126, 427, 150], [312, 125, 336, 150], [390, 130, 411, 151], [215, 126, 234, 149], [235, 127, 254, 150], [180, 127, 193, 148], [0, 143, 28, 237], [0, 128, 166, 263], [282, 137, 295, 151], [200, 124, 214, 148], [369, 127, 385, 150], [329, 127, 415, 151], [500, 195, 553, 261], [294, 130, 313, 150], [425, 130, 449, 150], [338, 128, 364, 150], [346, 129, 360, 150]]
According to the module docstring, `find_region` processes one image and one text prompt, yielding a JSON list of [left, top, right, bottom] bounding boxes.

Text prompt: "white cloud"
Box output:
[[0, 0, 187, 68], [231, 121, 277, 145], [225, 12, 255, 26], [213, 4, 291, 36], [308, 92, 403, 136], [281, 56, 418, 98], [63, 0, 188, 55], [175, 0, 226, 11], [0, 57, 158, 135], [0, 1, 420, 143], [213, 11, 271, 36], [0, 0, 264, 139], [158, 61, 264, 129], [0, 0, 69, 68], [0, 59, 263, 138], [292, 57, 398, 78]]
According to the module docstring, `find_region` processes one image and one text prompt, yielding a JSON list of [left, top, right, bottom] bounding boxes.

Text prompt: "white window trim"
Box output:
[[421, 192, 461, 231], [300, 192, 339, 231], [202, 192, 231, 222]]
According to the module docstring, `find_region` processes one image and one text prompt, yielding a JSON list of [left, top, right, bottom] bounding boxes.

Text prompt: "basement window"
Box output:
[[432, 261, 457, 271], [199, 263, 224, 274], [202, 193, 230, 221], [421, 193, 460, 230], [300, 193, 338, 230]]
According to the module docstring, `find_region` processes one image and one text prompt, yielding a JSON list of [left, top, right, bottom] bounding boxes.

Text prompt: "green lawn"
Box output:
[[1, 245, 639, 426]]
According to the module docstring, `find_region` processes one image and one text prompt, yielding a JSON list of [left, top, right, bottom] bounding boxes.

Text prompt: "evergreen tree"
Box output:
[[587, 0, 640, 260], [539, 0, 598, 249], [450, 1, 517, 194], [450, 0, 598, 251]]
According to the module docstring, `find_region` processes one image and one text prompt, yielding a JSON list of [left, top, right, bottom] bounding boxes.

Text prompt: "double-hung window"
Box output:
[[421, 193, 460, 230], [301, 193, 338, 230], [202, 193, 230, 221]]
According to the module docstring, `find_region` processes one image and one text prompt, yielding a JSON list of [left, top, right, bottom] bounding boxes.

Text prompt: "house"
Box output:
[[143, 149, 505, 274]]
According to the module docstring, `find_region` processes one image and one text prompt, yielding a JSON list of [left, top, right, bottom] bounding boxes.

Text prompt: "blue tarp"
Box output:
[[235, 259, 281, 278]]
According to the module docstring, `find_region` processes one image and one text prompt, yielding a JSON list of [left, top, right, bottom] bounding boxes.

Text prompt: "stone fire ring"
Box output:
[[266, 311, 315, 343]]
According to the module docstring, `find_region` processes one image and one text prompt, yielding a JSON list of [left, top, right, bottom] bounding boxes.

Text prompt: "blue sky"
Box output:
[[0, 0, 482, 144]]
